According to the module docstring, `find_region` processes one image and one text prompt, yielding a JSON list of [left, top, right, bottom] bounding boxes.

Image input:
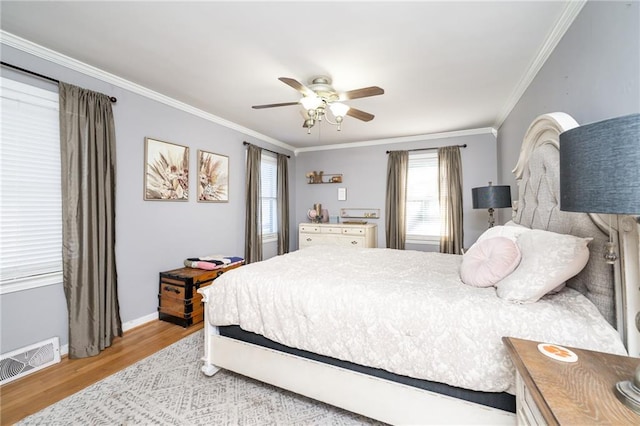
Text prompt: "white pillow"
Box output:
[[504, 220, 527, 228], [477, 224, 530, 243], [460, 237, 522, 287], [496, 230, 592, 303]]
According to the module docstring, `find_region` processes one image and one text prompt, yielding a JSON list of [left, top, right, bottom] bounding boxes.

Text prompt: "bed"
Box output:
[[198, 113, 640, 424]]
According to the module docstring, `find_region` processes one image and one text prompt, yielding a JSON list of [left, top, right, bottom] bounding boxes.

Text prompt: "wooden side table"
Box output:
[[158, 262, 243, 327], [503, 336, 640, 425]]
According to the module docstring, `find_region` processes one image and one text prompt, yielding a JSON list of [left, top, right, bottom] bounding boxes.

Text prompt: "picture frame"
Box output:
[[144, 137, 189, 201], [197, 150, 229, 202]]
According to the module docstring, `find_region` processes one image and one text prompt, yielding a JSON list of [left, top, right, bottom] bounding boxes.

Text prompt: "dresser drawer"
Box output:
[[300, 234, 333, 247], [342, 227, 366, 236], [320, 226, 343, 234], [515, 366, 546, 425], [522, 383, 546, 425], [299, 225, 320, 233], [342, 236, 366, 246]]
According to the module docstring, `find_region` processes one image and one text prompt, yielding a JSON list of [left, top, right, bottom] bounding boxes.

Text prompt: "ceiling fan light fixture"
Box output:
[[304, 118, 316, 134], [329, 102, 350, 118], [300, 95, 323, 110], [252, 76, 383, 135]]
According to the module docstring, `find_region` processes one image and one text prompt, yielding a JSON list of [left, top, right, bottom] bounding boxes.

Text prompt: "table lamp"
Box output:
[[559, 113, 640, 414], [472, 182, 512, 228]]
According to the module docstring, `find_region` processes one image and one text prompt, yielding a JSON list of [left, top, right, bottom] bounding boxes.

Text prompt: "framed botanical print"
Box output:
[[198, 150, 229, 202], [144, 137, 189, 201]]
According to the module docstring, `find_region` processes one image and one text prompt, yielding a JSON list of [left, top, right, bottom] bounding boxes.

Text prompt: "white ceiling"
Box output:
[[1, 1, 577, 150]]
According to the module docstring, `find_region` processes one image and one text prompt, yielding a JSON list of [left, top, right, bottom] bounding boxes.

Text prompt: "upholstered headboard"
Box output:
[[511, 113, 618, 326]]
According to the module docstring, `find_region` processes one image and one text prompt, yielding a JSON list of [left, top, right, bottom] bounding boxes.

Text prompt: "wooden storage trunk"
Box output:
[[158, 262, 243, 327]]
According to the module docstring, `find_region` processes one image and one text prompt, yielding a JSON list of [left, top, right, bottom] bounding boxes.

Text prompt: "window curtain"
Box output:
[[244, 144, 262, 263], [385, 150, 409, 249], [438, 146, 464, 254], [58, 82, 122, 358], [276, 153, 290, 255]]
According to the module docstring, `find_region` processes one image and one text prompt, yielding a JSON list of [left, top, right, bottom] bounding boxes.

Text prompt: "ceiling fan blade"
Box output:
[[347, 107, 375, 122], [252, 101, 299, 109], [340, 86, 384, 100], [279, 77, 315, 97]]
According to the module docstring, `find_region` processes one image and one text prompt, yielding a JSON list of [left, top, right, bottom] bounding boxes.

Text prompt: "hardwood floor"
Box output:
[[0, 320, 203, 426]]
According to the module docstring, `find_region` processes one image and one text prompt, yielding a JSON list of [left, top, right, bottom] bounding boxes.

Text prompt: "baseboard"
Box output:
[[123, 312, 159, 332], [59, 312, 159, 356]]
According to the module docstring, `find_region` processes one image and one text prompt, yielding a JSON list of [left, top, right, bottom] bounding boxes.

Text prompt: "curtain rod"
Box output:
[[386, 144, 467, 154], [1, 61, 117, 103], [243, 141, 291, 158]]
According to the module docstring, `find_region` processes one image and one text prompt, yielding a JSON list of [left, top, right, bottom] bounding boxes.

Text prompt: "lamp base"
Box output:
[[487, 208, 495, 228], [615, 380, 640, 414]]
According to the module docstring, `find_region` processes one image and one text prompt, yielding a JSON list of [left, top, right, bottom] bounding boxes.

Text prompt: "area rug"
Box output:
[[18, 330, 382, 425]]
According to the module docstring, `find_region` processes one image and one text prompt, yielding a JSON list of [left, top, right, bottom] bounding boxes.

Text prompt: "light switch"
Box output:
[[338, 187, 347, 201]]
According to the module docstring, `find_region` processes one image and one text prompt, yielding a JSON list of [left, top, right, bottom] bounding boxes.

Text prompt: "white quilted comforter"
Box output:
[[203, 246, 626, 394]]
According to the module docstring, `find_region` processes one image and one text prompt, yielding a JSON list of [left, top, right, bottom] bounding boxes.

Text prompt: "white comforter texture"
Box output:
[[203, 246, 626, 394]]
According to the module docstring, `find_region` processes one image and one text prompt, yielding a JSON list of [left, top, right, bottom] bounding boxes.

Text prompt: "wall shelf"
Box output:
[[306, 173, 343, 184], [340, 208, 380, 219]]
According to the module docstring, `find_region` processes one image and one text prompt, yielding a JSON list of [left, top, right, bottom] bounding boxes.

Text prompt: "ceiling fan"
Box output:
[[252, 76, 384, 133]]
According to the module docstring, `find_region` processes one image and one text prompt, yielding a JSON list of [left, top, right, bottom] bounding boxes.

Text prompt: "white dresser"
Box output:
[[298, 223, 377, 249]]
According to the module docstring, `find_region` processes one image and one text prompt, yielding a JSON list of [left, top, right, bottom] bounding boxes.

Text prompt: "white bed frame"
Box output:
[[199, 113, 640, 425]]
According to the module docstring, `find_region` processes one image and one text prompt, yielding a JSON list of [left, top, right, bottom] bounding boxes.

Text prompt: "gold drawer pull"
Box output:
[[164, 286, 180, 294]]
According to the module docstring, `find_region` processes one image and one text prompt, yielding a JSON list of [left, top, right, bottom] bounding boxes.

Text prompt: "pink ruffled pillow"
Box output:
[[460, 237, 522, 287]]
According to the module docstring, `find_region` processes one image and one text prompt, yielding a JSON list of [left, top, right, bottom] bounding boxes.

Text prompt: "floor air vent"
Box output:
[[1, 337, 61, 385]]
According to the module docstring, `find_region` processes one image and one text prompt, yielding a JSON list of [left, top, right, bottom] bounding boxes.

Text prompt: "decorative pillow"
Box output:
[[460, 237, 522, 287], [477, 224, 530, 243], [504, 220, 527, 228], [496, 230, 592, 303]]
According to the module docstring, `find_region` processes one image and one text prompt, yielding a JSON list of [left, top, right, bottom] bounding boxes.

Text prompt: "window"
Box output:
[[406, 152, 440, 243], [260, 153, 278, 241], [0, 77, 62, 294]]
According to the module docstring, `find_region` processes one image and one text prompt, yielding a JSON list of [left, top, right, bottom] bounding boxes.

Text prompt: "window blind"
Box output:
[[0, 77, 62, 294], [406, 152, 440, 241], [260, 153, 278, 239]]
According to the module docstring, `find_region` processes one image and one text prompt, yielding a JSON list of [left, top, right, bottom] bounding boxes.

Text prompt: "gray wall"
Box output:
[[498, 1, 640, 198], [295, 131, 498, 251], [0, 45, 296, 354]]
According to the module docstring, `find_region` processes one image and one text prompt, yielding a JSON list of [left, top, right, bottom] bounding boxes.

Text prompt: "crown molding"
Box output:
[[0, 30, 296, 153], [294, 127, 497, 155], [494, 0, 587, 128]]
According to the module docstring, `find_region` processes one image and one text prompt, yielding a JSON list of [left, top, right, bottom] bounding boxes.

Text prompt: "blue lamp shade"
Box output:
[[559, 113, 640, 215], [472, 185, 512, 209]]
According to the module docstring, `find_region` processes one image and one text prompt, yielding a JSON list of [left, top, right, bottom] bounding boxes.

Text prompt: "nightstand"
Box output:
[[503, 336, 640, 425], [158, 262, 243, 327]]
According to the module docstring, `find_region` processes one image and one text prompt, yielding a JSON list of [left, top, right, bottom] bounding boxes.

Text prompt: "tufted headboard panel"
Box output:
[[511, 113, 617, 326]]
